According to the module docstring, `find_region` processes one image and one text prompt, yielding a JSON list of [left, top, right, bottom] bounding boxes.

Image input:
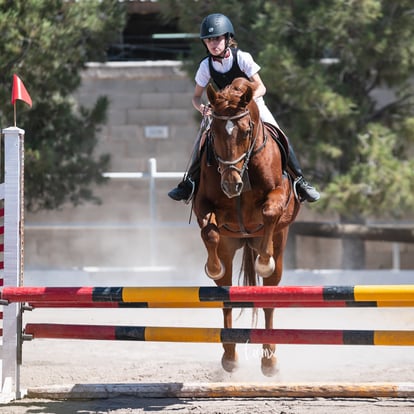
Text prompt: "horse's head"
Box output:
[[207, 78, 260, 198]]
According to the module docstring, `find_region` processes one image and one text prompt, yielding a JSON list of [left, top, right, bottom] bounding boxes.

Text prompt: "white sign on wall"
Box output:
[[144, 126, 169, 139]]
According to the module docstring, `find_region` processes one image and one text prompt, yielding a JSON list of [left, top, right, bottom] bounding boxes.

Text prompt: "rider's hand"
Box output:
[[199, 104, 212, 116]]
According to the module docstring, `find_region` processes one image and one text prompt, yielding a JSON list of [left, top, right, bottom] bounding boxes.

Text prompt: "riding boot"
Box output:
[[288, 145, 320, 203], [168, 156, 201, 203]]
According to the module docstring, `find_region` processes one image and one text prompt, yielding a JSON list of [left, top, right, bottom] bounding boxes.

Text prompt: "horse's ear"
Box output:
[[241, 85, 253, 106], [207, 83, 217, 104]]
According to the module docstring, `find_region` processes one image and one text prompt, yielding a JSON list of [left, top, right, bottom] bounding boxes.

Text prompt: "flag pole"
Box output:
[[13, 103, 17, 127]]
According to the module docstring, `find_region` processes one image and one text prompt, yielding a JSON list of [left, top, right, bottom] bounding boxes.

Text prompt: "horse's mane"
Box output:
[[213, 78, 260, 119]]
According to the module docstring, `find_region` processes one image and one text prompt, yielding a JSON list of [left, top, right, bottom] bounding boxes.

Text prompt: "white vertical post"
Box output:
[[392, 242, 400, 271], [148, 158, 157, 267], [1, 126, 24, 401]]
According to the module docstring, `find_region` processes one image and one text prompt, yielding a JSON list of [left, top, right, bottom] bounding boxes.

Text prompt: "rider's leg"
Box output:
[[168, 132, 203, 204], [257, 101, 319, 203], [288, 145, 320, 203], [167, 156, 200, 203]]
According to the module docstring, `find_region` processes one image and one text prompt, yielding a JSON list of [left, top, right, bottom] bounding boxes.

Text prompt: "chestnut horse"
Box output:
[[193, 78, 301, 376]]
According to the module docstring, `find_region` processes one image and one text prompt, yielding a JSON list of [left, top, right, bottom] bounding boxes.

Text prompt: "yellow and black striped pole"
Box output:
[[3, 285, 414, 304], [24, 324, 414, 346]]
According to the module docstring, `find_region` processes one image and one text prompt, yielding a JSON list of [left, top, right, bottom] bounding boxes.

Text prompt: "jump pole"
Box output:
[[26, 299, 414, 308], [24, 381, 414, 399], [2, 285, 414, 304], [24, 323, 414, 346], [1, 127, 24, 402]]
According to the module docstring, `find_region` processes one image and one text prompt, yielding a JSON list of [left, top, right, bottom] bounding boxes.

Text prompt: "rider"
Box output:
[[168, 13, 320, 203]]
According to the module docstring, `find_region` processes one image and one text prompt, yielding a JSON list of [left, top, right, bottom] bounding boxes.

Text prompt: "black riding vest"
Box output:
[[208, 48, 249, 90]]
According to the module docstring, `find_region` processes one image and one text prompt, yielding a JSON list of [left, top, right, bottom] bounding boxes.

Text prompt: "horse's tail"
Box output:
[[240, 241, 259, 326], [241, 242, 257, 287]]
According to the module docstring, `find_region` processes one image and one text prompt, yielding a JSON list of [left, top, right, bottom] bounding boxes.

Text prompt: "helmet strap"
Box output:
[[207, 47, 230, 61]]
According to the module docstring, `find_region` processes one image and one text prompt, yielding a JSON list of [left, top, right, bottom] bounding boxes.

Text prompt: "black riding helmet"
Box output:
[[200, 13, 234, 40]]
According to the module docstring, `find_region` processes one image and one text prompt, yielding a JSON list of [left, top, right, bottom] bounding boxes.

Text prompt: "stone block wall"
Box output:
[[76, 61, 198, 172]]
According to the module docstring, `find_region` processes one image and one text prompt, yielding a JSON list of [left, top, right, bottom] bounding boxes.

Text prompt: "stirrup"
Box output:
[[293, 176, 304, 202], [293, 176, 320, 203], [183, 177, 195, 204]]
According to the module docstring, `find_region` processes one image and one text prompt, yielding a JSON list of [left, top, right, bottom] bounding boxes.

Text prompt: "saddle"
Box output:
[[263, 122, 289, 170]]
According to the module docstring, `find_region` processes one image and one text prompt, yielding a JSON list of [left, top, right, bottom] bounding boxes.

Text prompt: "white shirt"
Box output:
[[195, 49, 279, 127], [195, 49, 261, 87]]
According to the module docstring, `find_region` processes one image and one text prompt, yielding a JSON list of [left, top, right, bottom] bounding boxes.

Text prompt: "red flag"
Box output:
[[11, 74, 32, 107]]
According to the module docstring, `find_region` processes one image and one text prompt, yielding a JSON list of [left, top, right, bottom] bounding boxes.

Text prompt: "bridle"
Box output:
[[210, 109, 267, 179], [209, 108, 268, 234]]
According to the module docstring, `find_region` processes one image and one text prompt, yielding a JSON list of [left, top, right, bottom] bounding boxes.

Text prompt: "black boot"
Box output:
[[168, 177, 195, 203], [288, 145, 320, 203], [168, 147, 202, 203], [168, 129, 206, 204], [294, 176, 320, 203]]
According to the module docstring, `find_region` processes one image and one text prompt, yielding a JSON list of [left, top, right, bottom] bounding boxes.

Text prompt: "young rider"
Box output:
[[168, 13, 320, 203]]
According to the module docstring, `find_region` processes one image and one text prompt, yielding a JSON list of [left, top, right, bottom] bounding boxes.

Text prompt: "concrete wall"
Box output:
[[22, 62, 413, 274]]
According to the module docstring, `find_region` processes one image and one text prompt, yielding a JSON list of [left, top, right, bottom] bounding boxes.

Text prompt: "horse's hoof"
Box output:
[[255, 256, 275, 278], [205, 261, 225, 280], [261, 356, 278, 377], [221, 353, 239, 372]]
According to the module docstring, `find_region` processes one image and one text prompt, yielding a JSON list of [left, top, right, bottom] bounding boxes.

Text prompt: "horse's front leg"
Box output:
[[199, 212, 239, 371], [261, 307, 277, 376], [216, 238, 240, 372], [261, 230, 288, 376], [221, 307, 238, 372], [199, 212, 225, 280], [255, 189, 285, 278]]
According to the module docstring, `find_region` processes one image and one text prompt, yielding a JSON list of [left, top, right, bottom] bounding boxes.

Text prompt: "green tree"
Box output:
[[0, 0, 126, 211], [160, 0, 414, 267], [160, 0, 414, 221]]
